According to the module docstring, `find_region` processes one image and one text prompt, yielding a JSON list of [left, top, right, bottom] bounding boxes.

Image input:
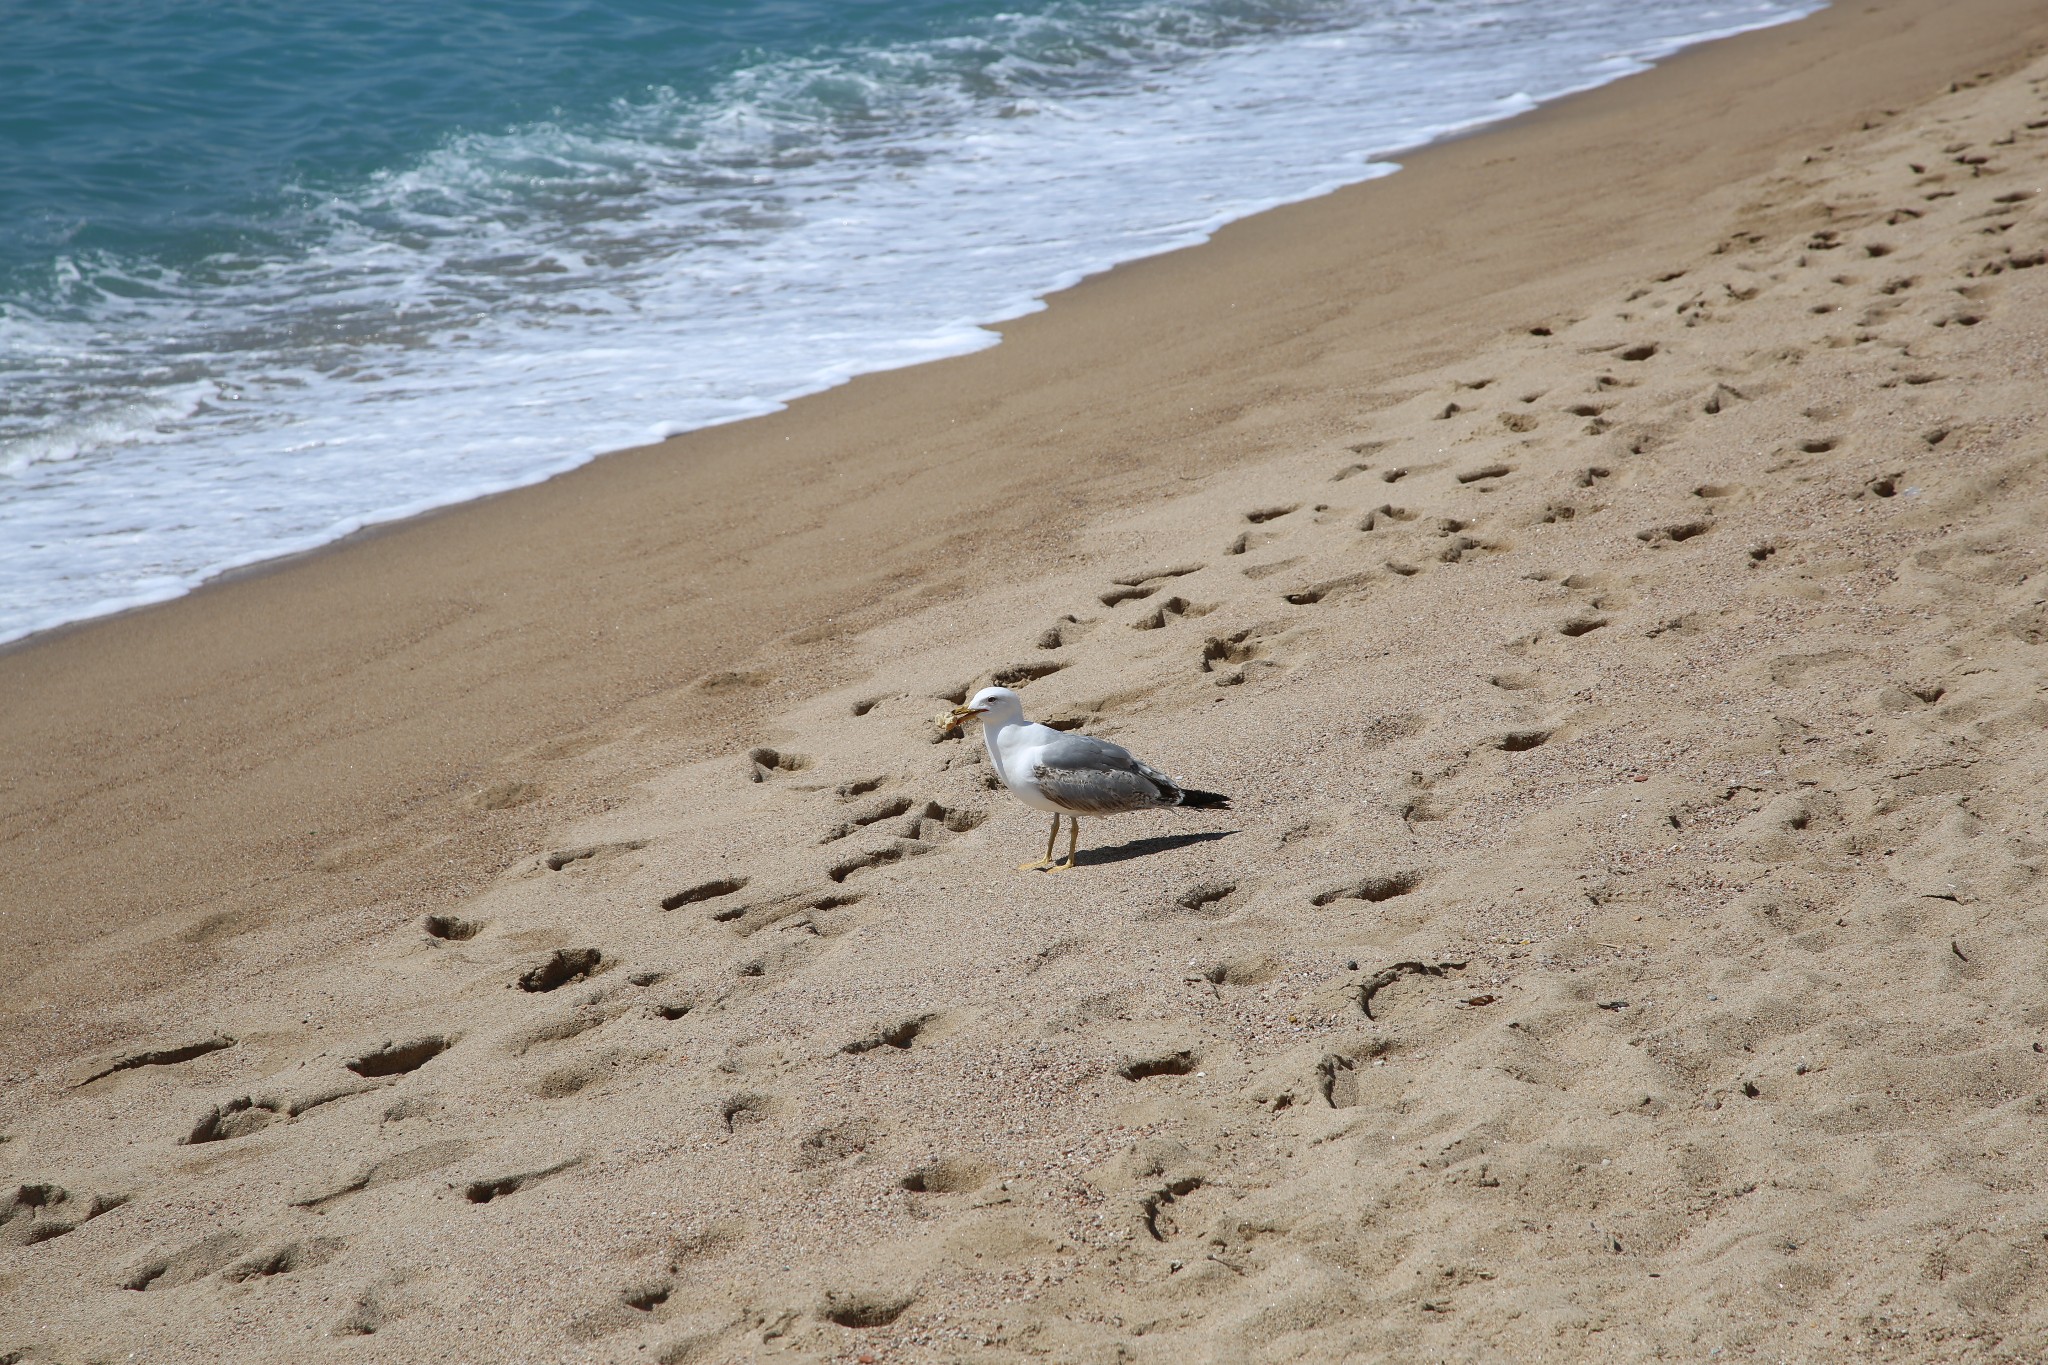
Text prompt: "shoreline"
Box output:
[[0, 7, 1820, 658], [6, 0, 2047, 1009], [4, 5, 1826, 654]]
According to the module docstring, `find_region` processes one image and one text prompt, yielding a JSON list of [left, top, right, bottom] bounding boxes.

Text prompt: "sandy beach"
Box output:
[[7, 0, 2048, 1359]]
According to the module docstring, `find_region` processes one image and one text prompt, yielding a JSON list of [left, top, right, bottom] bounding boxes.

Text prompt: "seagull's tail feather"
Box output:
[[1178, 788, 1232, 810]]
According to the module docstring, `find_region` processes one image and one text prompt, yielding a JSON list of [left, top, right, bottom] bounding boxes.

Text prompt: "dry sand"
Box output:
[[7, 1, 2048, 1360]]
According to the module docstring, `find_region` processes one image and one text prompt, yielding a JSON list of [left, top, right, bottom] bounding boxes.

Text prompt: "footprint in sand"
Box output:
[[1438, 533, 1506, 564], [1199, 955, 1278, 987], [423, 913, 483, 941], [1137, 1176, 1207, 1241], [648, 992, 700, 1022], [661, 876, 749, 911], [842, 1014, 937, 1055], [1243, 504, 1298, 524], [1173, 879, 1242, 917], [544, 839, 647, 871], [1, 1183, 129, 1246], [1317, 1049, 1386, 1108], [121, 1231, 253, 1291], [461, 1156, 582, 1205], [1282, 573, 1371, 606], [714, 887, 867, 938], [1115, 564, 1203, 587], [818, 796, 914, 844], [347, 1035, 454, 1079], [183, 1096, 287, 1144], [989, 660, 1065, 686], [1199, 628, 1269, 686], [222, 1237, 345, 1284], [822, 800, 985, 881], [1036, 614, 1093, 649], [901, 800, 985, 842], [1131, 596, 1213, 630], [719, 1092, 773, 1133], [747, 747, 809, 782], [827, 842, 930, 884], [1311, 871, 1424, 906], [734, 934, 823, 983], [900, 1157, 992, 1195], [74, 1034, 235, 1088], [1702, 383, 1748, 413], [1358, 503, 1416, 531], [182, 1078, 382, 1145], [614, 1277, 677, 1322], [1635, 518, 1712, 546], [516, 947, 606, 993], [1116, 1049, 1198, 1081]]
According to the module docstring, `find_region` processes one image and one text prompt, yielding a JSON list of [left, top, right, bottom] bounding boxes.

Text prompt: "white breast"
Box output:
[[983, 720, 1064, 812]]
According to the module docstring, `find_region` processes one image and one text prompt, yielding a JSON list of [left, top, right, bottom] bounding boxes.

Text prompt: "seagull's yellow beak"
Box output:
[[939, 705, 987, 734]]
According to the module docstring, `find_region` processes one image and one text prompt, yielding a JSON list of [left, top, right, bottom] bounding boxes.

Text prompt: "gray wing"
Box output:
[[1032, 734, 1184, 814]]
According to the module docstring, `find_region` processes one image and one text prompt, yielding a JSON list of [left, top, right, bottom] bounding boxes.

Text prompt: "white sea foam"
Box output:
[[0, 0, 1821, 644]]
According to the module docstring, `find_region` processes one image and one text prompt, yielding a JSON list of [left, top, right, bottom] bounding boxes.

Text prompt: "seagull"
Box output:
[[940, 686, 1231, 871]]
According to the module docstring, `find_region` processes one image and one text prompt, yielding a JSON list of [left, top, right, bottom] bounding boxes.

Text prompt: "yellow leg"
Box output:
[[1017, 814, 1060, 871], [1046, 816, 1081, 872]]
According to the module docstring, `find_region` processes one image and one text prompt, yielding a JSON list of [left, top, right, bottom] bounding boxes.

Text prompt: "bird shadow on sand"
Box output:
[[1083, 830, 1237, 867]]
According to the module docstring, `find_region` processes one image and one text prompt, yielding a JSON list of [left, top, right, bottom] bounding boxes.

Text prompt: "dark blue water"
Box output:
[[4, 1, 897, 266], [4, 0, 1358, 279], [0, 0, 1824, 642]]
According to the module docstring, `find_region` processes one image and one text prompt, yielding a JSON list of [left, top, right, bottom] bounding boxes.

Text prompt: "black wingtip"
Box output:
[[1179, 789, 1232, 810]]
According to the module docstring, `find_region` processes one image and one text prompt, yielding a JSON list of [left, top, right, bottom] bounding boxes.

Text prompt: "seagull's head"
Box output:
[[940, 685, 1025, 733]]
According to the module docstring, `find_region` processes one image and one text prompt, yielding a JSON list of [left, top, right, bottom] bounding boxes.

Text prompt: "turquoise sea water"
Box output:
[[0, 0, 1822, 642]]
